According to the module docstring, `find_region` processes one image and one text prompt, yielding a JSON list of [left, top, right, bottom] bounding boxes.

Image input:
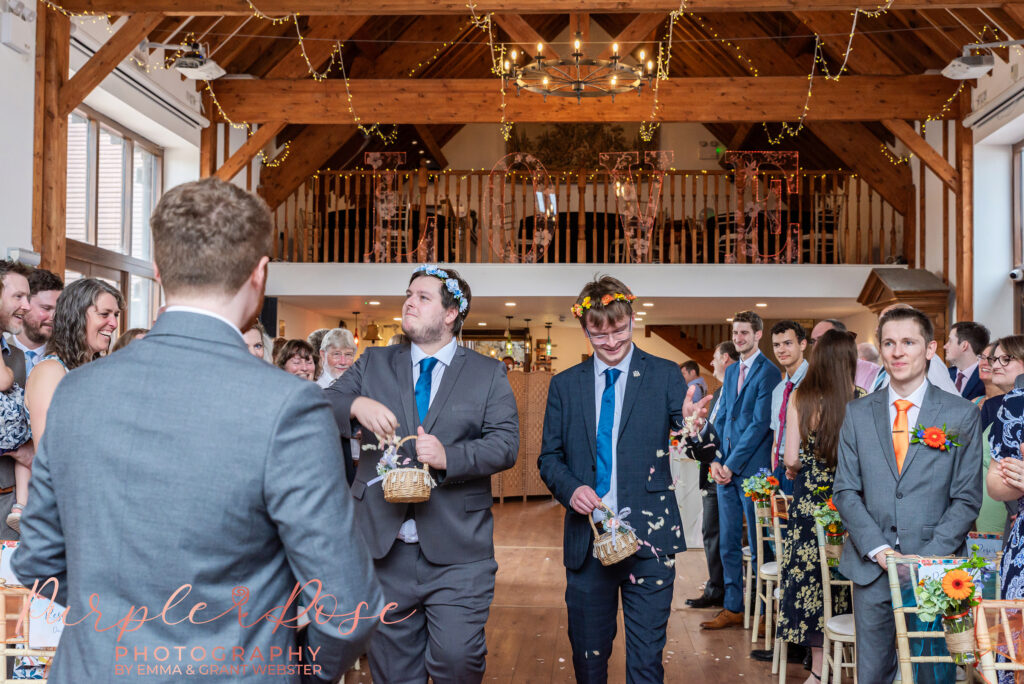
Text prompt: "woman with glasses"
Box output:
[[985, 336, 1024, 621], [977, 340, 1020, 535]]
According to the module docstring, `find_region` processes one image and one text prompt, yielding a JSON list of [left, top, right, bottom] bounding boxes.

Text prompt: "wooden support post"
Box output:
[[955, 93, 974, 321], [214, 122, 285, 182], [199, 92, 217, 178], [32, 9, 70, 275], [881, 118, 960, 193], [904, 190, 916, 269]]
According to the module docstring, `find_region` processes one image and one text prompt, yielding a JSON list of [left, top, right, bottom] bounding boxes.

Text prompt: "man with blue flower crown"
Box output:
[[326, 264, 519, 684], [539, 274, 689, 683]]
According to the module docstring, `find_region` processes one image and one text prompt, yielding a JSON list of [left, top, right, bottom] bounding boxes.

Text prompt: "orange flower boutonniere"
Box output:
[[910, 424, 962, 451]]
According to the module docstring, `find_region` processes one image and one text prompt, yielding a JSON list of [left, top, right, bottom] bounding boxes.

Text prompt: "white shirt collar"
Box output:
[[410, 336, 458, 368], [594, 343, 635, 377], [9, 336, 44, 355], [163, 306, 244, 341], [888, 377, 929, 407], [741, 348, 761, 369]]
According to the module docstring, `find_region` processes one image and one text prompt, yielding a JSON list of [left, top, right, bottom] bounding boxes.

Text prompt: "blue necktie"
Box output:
[[595, 368, 621, 498], [24, 350, 36, 372], [415, 357, 439, 423]]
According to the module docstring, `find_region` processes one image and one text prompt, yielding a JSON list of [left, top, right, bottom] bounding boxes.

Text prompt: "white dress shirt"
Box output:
[[866, 378, 930, 561], [398, 337, 458, 543], [163, 305, 244, 341], [9, 337, 45, 376], [592, 344, 635, 520]]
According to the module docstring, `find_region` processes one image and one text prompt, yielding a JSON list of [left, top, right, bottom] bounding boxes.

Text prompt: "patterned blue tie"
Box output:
[[415, 357, 439, 424], [24, 350, 36, 373], [595, 368, 621, 498]]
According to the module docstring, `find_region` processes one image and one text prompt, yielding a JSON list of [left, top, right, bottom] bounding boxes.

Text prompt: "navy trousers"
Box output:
[[718, 477, 758, 614], [566, 548, 675, 684]]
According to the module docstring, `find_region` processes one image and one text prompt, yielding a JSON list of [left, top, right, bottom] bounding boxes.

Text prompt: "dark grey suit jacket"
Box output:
[[12, 311, 383, 683], [834, 383, 983, 586], [326, 342, 519, 565]]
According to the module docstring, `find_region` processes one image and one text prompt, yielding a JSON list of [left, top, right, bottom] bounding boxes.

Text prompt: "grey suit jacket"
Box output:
[[326, 343, 518, 565], [11, 311, 383, 684], [834, 383, 983, 586]]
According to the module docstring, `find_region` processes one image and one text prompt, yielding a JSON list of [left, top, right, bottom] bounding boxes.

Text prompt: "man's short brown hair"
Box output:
[[574, 275, 634, 329], [877, 306, 934, 344], [150, 178, 272, 296], [732, 310, 763, 332]]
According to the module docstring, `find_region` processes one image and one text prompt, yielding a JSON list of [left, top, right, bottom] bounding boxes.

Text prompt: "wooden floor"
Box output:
[[348, 498, 813, 683]]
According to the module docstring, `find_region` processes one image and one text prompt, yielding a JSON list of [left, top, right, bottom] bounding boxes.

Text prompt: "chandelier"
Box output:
[[501, 33, 656, 103]]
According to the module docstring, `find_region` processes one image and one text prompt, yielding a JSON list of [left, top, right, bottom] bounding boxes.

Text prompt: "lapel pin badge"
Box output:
[[633, 370, 641, 378]]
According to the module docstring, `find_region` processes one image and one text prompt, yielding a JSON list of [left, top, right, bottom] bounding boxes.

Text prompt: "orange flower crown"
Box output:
[[570, 292, 637, 319]]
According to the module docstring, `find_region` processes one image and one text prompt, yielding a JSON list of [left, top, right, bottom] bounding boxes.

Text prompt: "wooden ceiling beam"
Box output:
[[215, 20, 292, 73], [214, 122, 286, 181], [494, 14, 560, 60], [791, 11, 903, 74], [805, 121, 912, 211], [56, 1, 1010, 16], [596, 12, 666, 59], [881, 119, 959, 192], [889, 10, 961, 64], [261, 15, 369, 79], [413, 124, 448, 169], [60, 13, 164, 117], [258, 125, 358, 209], [208, 76, 961, 124]]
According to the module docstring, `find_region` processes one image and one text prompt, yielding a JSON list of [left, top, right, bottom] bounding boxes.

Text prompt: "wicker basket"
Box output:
[[942, 612, 976, 665], [383, 464, 434, 503], [589, 505, 640, 566]]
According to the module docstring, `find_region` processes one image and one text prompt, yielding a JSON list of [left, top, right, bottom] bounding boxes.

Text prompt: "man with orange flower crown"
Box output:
[[833, 306, 981, 683], [539, 275, 690, 683]]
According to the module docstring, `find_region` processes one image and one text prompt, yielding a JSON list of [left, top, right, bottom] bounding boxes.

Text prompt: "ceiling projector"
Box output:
[[942, 53, 995, 80], [172, 45, 225, 80]]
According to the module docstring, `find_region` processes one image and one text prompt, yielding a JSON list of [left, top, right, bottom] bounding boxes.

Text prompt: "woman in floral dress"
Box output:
[[776, 330, 861, 684]]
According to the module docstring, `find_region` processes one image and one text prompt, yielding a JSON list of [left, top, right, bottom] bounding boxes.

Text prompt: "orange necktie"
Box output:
[[893, 399, 913, 473]]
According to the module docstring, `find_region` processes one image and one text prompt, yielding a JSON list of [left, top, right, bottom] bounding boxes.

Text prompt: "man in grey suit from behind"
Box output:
[[326, 264, 519, 684], [12, 178, 383, 683], [834, 307, 982, 683]]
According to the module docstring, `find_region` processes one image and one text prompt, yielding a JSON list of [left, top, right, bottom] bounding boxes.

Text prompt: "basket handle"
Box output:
[[587, 502, 614, 539], [372, 432, 425, 470]]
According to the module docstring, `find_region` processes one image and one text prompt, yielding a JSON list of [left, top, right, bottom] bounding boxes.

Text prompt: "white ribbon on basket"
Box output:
[[365, 433, 429, 487], [601, 506, 636, 550]]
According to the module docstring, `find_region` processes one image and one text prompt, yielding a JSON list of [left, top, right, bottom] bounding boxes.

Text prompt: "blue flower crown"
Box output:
[[415, 264, 469, 314]]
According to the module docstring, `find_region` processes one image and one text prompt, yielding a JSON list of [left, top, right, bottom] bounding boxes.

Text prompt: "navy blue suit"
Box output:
[[539, 345, 685, 683], [948, 365, 984, 401], [709, 351, 781, 614]]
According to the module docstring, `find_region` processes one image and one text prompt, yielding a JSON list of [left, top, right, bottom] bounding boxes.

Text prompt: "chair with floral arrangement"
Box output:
[[751, 493, 788, 651], [887, 550, 993, 683], [975, 597, 1024, 682]]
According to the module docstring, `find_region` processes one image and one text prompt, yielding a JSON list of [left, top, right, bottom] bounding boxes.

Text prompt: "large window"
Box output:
[[66, 106, 162, 328]]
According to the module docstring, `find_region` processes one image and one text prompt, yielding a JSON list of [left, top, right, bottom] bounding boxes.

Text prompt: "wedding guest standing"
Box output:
[[326, 264, 518, 684], [982, 336, 1024, 543], [317, 328, 358, 388], [12, 178, 382, 683], [11, 268, 62, 376], [769, 320, 809, 496], [275, 338, 317, 380], [695, 310, 781, 631], [680, 360, 707, 403], [833, 307, 981, 683], [683, 341, 738, 610], [241, 319, 269, 360], [539, 275, 686, 682], [0, 261, 32, 539], [777, 330, 860, 684], [944, 321, 990, 401], [18, 278, 124, 531]]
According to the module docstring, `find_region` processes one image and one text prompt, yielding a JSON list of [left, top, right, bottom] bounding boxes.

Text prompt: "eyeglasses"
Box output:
[[985, 354, 1019, 367], [586, 325, 632, 345]]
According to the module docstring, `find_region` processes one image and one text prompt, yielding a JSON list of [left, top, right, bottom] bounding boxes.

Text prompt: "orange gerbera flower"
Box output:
[[923, 427, 946, 449], [942, 569, 974, 601], [767, 476, 780, 487], [827, 498, 838, 511], [601, 294, 615, 305]]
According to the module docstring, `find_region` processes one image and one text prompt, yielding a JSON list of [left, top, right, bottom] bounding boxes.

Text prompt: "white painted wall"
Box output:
[[0, 0, 37, 252], [973, 144, 1015, 338], [275, 301, 338, 340]]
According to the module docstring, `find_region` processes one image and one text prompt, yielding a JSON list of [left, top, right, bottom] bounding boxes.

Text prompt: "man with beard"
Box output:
[[12, 269, 62, 376], [0, 260, 32, 540], [326, 264, 519, 684], [317, 327, 360, 485]]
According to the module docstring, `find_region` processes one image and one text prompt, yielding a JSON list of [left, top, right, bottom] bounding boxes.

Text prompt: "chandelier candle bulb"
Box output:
[[612, 43, 619, 56]]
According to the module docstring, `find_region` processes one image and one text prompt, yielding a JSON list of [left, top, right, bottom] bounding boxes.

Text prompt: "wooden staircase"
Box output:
[[645, 324, 732, 372]]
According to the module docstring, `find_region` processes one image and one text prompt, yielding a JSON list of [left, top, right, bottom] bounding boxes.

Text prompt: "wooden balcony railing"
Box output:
[[271, 168, 905, 265]]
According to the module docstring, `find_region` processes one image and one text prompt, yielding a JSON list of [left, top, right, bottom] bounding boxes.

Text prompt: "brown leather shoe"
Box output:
[[700, 608, 745, 630]]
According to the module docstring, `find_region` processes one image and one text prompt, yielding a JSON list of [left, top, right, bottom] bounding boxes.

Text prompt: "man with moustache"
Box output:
[[539, 276, 686, 682], [11, 269, 62, 377], [834, 307, 981, 683], [691, 310, 782, 631], [0, 260, 33, 541], [326, 264, 519, 684]]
